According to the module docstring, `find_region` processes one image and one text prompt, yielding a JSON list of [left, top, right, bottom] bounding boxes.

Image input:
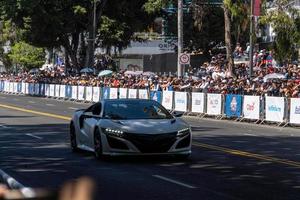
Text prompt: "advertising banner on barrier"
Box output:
[[225, 94, 242, 117], [206, 93, 222, 115], [13, 82, 18, 93], [17, 83, 22, 93], [119, 88, 127, 99], [138, 89, 148, 99], [55, 85, 60, 97], [162, 91, 173, 110], [21, 82, 26, 94], [25, 83, 29, 94], [65, 85, 72, 98], [289, 98, 300, 124], [174, 92, 188, 112], [29, 83, 35, 95], [9, 82, 13, 93], [150, 91, 162, 103], [49, 84, 55, 97], [71, 86, 78, 99], [85, 86, 93, 101], [45, 84, 50, 96], [93, 87, 100, 102], [59, 85, 66, 98], [78, 86, 85, 101], [35, 84, 40, 96], [0, 81, 4, 92], [243, 96, 260, 120], [128, 89, 137, 99], [265, 96, 285, 122], [191, 93, 205, 113], [109, 88, 117, 99]]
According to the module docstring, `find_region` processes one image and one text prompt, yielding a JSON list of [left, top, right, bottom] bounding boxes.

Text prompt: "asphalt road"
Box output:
[[1, 93, 300, 200]]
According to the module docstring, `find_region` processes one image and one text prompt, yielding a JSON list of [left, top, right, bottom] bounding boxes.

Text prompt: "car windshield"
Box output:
[[103, 100, 173, 120]]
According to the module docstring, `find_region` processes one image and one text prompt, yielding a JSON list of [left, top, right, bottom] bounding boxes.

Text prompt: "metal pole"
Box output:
[[177, 0, 183, 78], [249, 0, 255, 79], [92, 0, 97, 68]]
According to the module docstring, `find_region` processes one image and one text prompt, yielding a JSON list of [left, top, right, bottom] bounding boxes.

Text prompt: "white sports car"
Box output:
[[70, 99, 192, 159]]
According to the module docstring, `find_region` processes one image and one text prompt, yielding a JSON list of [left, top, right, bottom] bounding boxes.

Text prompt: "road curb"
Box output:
[[0, 169, 25, 189]]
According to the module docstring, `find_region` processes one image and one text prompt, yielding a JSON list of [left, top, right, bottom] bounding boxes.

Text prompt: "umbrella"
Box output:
[[29, 68, 40, 74], [98, 70, 113, 77], [263, 73, 285, 82], [124, 71, 142, 76], [142, 71, 156, 76], [80, 68, 94, 73]]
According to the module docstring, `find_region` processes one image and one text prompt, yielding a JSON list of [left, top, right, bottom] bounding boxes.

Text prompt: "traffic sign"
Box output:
[[179, 53, 190, 65]]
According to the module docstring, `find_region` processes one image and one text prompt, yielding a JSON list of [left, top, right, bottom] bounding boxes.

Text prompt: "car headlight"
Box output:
[[104, 128, 124, 137], [177, 128, 190, 137]]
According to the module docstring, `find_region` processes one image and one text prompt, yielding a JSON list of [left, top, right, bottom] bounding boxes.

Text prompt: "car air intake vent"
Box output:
[[125, 132, 177, 153]]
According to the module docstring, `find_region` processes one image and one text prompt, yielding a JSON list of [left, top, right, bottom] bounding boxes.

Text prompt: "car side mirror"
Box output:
[[172, 111, 184, 118]]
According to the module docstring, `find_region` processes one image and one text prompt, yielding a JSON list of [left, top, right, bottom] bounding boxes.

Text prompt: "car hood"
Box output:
[[101, 118, 189, 134]]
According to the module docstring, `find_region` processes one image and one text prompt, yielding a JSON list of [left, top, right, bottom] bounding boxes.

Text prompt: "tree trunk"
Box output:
[[223, 5, 234, 76]]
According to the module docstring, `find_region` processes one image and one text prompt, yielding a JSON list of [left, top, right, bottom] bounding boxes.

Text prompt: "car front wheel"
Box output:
[[94, 128, 104, 159], [70, 123, 78, 152]]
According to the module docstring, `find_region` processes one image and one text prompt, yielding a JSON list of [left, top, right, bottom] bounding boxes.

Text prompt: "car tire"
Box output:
[[70, 123, 79, 152], [94, 128, 104, 160]]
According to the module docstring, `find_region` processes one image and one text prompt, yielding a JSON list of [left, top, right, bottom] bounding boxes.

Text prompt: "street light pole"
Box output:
[[92, 0, 98, 69], [177, 0, 183, 78], [249, 0, 255, 79]]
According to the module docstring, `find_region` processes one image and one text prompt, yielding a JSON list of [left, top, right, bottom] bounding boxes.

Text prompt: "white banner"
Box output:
[[55, 85, 60, 97], [78, 86, 85, 101], [206, 93, 222, 115], [21, 82, 26, 94], [265, 96, 285, 122], [49, 84, 55, 97], [71, 86, 78, 100], [4, 81, 9, 92], [59, 85, 66, 98], [44, 84, 50, 96], [9, 82, 13, 93], [85, 86, 93, 101], [289, 98, 300, 124], [13, 82, 18, 93], [191, 93, 205, 113], [119, 88, 127, 99], [174, 92, 187, 112], [162, 91, 173, 110], [92, 87, 100, 102], [128, 89, 138, 99], [25, 83, 29, 94], [138, 89, 148, 99], [243, 96, 260, 120], [110, 88, 118, 99]]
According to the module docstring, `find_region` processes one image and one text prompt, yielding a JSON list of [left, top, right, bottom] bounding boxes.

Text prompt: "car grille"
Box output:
[[124, 132, 177, 153]]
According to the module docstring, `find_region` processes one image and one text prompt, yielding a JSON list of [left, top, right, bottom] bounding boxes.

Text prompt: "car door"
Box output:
[[79, 103, 102, 148]]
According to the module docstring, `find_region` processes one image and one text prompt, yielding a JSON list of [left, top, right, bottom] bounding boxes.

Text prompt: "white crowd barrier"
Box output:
[[243, 95, 261, 120], [206, 93, 223, 116], [1, 81, 300, 126], [265, 96, 285, 123]]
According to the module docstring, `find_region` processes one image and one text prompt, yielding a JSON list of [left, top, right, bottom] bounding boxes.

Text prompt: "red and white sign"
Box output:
[[179, 53, 190, 65], [243, 96, 260, 120]]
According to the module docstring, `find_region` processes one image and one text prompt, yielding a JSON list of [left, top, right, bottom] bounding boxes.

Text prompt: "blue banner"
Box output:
[[29, 83, 35, 95], [102, 87, 110, 99], [225, 94, 243, 117], [65, 85, 72, 98], [17, 83, 22, 93], [40, 84, 45, 96], [150, 91, 162, 103]]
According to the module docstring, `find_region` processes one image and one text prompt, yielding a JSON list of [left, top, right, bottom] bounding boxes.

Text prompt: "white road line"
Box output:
[[25, 134, 43, 140], [45, 104, 55, 106], [68, 107, 79, 110], [28, 101, 35, 104], [153, 175, 197, 189]]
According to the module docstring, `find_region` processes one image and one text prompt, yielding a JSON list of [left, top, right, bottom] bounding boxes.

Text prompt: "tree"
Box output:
[[260, 0, 300, 64], [8, 41, 45, 70]]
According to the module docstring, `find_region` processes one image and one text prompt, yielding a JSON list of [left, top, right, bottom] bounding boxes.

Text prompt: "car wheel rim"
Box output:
[[94, 133, 102, 157]]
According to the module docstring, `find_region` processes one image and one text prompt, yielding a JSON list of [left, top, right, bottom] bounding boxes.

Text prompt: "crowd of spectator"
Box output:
[[1, 49, 300, 98]]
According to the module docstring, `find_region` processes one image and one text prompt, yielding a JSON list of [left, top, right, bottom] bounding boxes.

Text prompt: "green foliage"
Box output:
[[8, 41, 45, 70], [260, 0, 300, 63]]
